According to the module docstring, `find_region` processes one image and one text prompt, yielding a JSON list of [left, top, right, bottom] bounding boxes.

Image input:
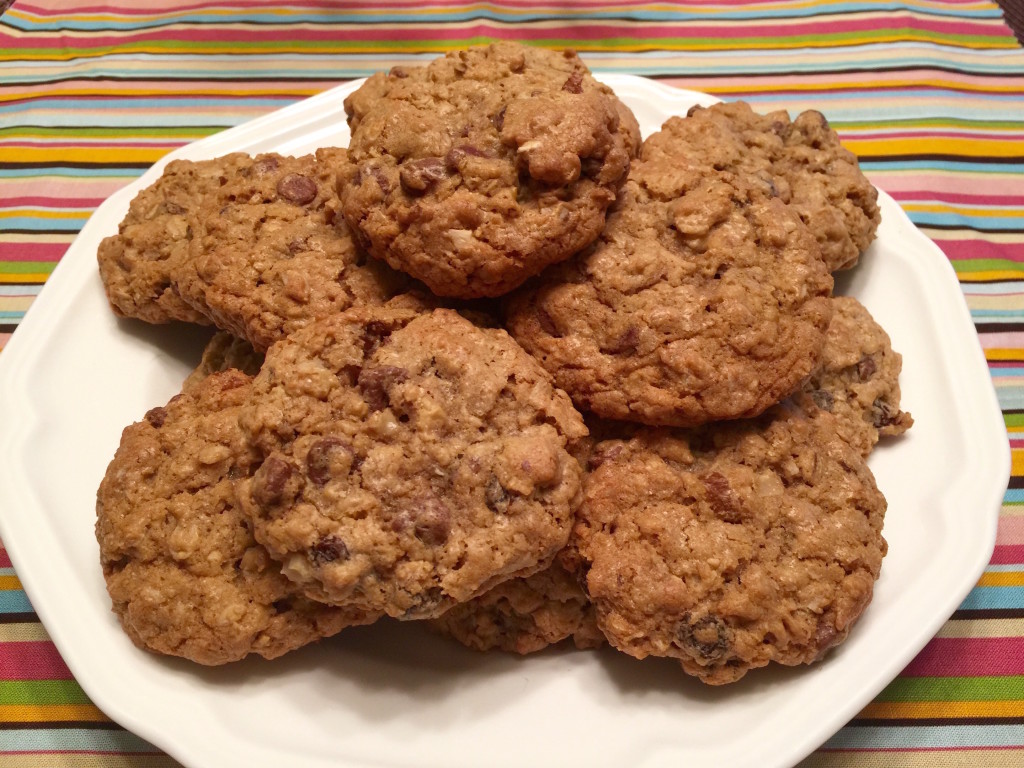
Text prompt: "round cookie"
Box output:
[[176, 149, 410, 352], [97, 154, 254, 325], [506, 148, 834, 427], [181, 331, 264, 393], [338, 41, 637, 298], [796, 296, 913, 456], [96, 369, 371, 665], [430, 560, 603, 654], [575, 407, 887, 685], [675, 102, 881, 271], [238, 305, 587, 620]]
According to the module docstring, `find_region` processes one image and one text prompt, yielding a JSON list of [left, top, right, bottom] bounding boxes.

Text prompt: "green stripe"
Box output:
[[952, 259, 1024, 274], [838, 118, 1024, 131], [1006, 414, 1024, 428], [876, 675, 1024, 703], [0, 679, 92, 706], [0, 262, 56, 275]]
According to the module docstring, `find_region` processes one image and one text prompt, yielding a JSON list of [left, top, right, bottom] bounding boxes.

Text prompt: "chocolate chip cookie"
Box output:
[[431, 560, 603, 654], [96, 369, 371, 665], [176, 149, 410, 352], [506, 141, 834, 427], [675, 102, 881, 271], [576, 406, 887, 684], [97, 154, 255, 325], [338, 41, 637, 298], [238, 305, 587, 620]]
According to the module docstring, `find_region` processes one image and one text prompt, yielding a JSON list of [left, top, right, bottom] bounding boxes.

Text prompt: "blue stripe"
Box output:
[[906, 213, 1024, 230], [958, 586, 1024, 611], [0, 218, 83, 232], [987, 564, 1024, 572], [0, 729, 159, 753], [996, 389, 1024, 410], [0, 591, 33, 613], [1004, 489, 1024, 503], [0, 168, 141, 179], [824, 724, 1024, 749], [0, 287, 41, 296], [863, 160, 1024, 174]]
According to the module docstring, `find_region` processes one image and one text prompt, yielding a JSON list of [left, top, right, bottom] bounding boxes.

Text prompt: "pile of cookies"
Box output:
[[95, 41, 911, 685]]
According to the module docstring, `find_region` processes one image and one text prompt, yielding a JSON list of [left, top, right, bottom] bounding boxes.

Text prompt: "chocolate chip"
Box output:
[[306, 437, 353, 486], [484, 476, 510, 514], [562, 70, 584, 94], [676, 614, 730, 661], [771, 120, 792, 139], [815, 619, 839, 652], [871, 398, 896, 427], [277, 174, 318, 205], [162, 202, 185, 215], [357, 365, 409, 412], [411, 497, 450, 545], [857, 355, 877, 382], [145, 406, 167, 428], [309, 535, 349, 566], [363, 165, 391, 194], [686, 104, 703, 118], [252, 456, 295, 508], [389, 66, 409, 78], [702, 471, 743, 523], [445, 144, 489, 171], [361, 320, 394, 357], [399, 157, 447, 192], [810, 389, 835, 412]]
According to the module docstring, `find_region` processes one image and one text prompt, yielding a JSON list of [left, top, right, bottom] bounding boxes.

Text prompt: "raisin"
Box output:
[[562, 70, 584, 94], [309, 535, 349, 566], [484, 476, 510, 514], [145, 407, 167, 428], [357, 365, 409, 412], [857, 355, 877, 382], [702, 471, 743, 523], [676, 614, 730, 661], [252, 456, 295, 508], [306, 437, 352, 485], [810, 389, 835, 412]]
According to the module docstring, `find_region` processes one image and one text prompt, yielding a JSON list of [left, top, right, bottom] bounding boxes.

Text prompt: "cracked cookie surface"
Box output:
[[181, 331, 264, 393], [97, 155, 255, 324], [176, 149, 410, 351], [96, 369, 371, 665], [338, 41, 637, 298], [239, 305, 587, 619], [575, 406, 887, 684], [796, 296, 912, 456], [674, 101, 880, 271], [506, 135, 833, 427]]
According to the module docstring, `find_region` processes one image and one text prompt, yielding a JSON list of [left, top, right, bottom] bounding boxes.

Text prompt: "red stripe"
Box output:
[[937, 239, 1024, 262], [0, 243, 70, 262], [991, 545, 1024, 565], [0, 641, 73, 681], [887, 191, 1024, 208], [0, 549, 11, 568], [902, 637, 1024, 677]]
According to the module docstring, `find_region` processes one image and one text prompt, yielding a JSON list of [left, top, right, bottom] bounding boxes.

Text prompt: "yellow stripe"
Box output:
[[0, 274, 50, 283], [0, 623, 50, 642], [845, 137, 1024, 157], [1013, 449, 1024, 477], [0, 704, 110, 723], [958, 270, 1024, 282], [904, 203, 1023, 219], [0, 574, 24, 590], [859, 700, 1024, 719], [800, 749, 1024, 768], [987, 349, 1024, 361], [0, 148, 168, 164], [978, 571, 1024, 587], [0, 210, 91, 220], [935, 617, 1024, 638]]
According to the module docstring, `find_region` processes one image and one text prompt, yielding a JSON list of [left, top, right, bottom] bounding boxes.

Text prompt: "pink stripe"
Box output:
[[873, 175, 1024, 197], [2, 196, 104, 208], [0, 243, 69, 262], [902, 637, 1024, 677], [0, 641, 73, 681], [991, 545, 1024, 566], [887, 190, 1024, 208], [937, 240, 1024, 261], [996, 516, 1024, 546], [979, 331, 1024, 348], [0, 550, 11, 568]]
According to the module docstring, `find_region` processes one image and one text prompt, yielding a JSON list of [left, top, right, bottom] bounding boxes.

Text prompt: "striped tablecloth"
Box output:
[[1, 2, 1022, 766]]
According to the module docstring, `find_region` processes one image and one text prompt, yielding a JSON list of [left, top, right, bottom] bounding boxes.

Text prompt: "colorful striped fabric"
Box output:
[[1, 1, 1022, 766]]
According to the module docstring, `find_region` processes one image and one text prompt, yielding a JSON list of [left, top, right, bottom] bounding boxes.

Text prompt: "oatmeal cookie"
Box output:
[[506, 146, 833, 427], [337, 41, 637, 298], [431, 559, 603, 654], [238, 305, 587, 620], [675, 102, 880, 271], [576, 406, 887, 684], [176, 149, 410, 352], [181, 331, 264, 393], [97, 154, 254, 325], [96, 370, 371, 665], [796, 297, 912, 455]]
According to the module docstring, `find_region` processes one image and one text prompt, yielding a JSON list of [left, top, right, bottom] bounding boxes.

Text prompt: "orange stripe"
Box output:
[[0, 704, 110, 722], [859, 700, 1024, 719]]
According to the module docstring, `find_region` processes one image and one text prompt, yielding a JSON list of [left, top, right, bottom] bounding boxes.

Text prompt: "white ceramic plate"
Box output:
[[0, 76, 1009, 768]]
